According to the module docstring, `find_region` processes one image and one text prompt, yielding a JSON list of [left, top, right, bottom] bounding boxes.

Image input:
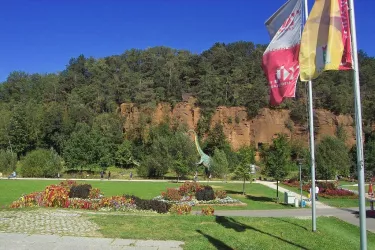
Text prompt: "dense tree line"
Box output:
[[0, 41, 375, 178]]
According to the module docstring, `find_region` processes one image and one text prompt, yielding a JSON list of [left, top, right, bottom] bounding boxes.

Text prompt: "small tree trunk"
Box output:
[[243, 177, 246, 195], [276, 180, 279, 203]]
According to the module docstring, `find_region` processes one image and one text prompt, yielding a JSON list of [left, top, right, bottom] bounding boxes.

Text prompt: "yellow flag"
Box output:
[[299, 0, 344, 81]]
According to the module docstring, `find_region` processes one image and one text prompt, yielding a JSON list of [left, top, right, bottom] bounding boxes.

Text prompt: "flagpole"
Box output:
[[303, 0, 317, 232], [347, 0, 367, 249]]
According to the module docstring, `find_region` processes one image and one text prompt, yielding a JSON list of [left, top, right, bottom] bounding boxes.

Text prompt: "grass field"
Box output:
[[89, 214, 375, 250], [0, 179, 291, 210]]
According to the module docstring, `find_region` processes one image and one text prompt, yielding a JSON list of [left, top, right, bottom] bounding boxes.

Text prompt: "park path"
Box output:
[[214, 180, 375, 233]]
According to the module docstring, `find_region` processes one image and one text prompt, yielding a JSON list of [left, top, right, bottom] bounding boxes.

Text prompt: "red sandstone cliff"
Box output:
[[120, 98, 355, 150]]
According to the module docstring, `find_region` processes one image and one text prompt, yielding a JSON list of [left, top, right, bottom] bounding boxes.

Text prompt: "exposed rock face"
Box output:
[[120, 100, 356, 150]]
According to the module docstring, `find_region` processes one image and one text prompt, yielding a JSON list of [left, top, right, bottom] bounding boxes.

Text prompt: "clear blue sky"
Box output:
[[1, 0, 374, 81]]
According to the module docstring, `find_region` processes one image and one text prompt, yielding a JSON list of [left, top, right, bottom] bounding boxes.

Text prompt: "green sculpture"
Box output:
[[188, 130, 212, 176]]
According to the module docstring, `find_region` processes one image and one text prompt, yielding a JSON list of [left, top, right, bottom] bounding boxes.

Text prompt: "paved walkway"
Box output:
[[0, 233, 184, 250]]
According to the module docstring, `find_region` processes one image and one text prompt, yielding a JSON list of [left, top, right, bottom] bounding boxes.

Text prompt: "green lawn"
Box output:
[[89, 214, 375, 250], [0, 179, 289, 210], [279, 183, 367, 208]]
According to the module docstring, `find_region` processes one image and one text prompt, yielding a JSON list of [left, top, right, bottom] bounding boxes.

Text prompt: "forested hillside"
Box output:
[[1, 41, 375, 179]]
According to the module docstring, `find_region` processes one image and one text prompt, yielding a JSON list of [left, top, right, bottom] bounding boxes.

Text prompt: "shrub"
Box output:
[[161, 188, 182, 201], [201, 206, 215, 216], [169, 204, 192, 215], [215, 190, 227, 199], [69, 184, 92, 199], [178, 181, 202, 196], [20, 148, 63, 178], [195, 186, 215, 201], [149, 199, 171, 213], [125, 195, 171, 213]]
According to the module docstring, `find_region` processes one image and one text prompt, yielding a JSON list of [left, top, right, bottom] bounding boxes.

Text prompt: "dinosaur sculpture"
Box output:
[[188, 130, 212, 176]]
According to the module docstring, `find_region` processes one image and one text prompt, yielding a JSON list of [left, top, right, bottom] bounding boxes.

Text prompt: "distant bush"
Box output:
[[19, 148, 63, 177]]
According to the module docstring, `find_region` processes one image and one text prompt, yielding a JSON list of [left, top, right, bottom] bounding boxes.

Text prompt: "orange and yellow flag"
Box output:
[[299, 0, 351, 81]]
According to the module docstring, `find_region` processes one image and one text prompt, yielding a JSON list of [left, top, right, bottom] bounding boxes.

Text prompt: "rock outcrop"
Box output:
[[120, 98, 355, 150]]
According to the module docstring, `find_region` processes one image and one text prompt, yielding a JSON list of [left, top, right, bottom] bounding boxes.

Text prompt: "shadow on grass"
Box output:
[[215, 216, 309, 250], [225, 190, 275, 202], [245, 194, 274, 202], [272, 218, 309, 231], [225, 190, 244, 195], [196, 229, 233, 250]]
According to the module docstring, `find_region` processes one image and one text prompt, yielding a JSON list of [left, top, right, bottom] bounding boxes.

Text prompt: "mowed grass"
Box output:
[[279, 183, 369, 208], [0, 179, 289, 210], [89, 214, 375, 250]]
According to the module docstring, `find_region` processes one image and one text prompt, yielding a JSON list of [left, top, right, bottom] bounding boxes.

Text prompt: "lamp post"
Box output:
[[299, 161, 302, 204], [297, 159, 303, 205]]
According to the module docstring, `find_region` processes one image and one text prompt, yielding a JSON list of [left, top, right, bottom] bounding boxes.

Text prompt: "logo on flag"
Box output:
[[262, 0, 302, 105]]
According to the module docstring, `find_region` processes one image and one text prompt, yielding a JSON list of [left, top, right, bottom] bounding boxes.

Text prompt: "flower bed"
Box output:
[[155, 181, 244, 207], [10, 180, 245, 214], [10, 181, 136, 212], [283, 180, 358, 199]]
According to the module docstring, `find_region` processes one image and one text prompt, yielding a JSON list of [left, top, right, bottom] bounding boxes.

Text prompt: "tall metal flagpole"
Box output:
[[303, 0, 317, 232], [347, 0, 367, 249]]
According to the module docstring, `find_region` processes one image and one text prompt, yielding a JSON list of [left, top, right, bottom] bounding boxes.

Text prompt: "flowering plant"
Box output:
[[201, 206, 214, 216], [215, 190, 227, 199], [169, 204, 192, 215], [43, 185, 70, 208], [161, 188, 182, 201]]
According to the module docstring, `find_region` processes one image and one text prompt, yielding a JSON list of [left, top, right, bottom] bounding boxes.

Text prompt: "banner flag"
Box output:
[[299, 0, 353, 81], [262, 0, 302, 105]]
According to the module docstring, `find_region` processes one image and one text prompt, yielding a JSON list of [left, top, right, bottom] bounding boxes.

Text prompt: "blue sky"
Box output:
[[1, 0, 374, 81]]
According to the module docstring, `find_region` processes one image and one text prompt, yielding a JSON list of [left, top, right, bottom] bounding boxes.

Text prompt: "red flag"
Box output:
[[262, 0, 302, 106], [339, 0, 353, 70]]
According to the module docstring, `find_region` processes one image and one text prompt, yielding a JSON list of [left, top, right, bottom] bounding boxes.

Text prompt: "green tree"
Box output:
[[211, 148, 229, 180], [316, 136, 351, 180], [264, 134, 292, 202], [233, 165, 252, 195], [115, 140, 136, 168], [204, 123, 229, 155]]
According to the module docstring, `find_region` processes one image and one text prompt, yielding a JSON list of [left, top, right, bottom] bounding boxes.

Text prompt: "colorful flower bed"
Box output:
[[10, 180, 244, 215], [10, 180, 135, 211], [283, 180, 358, 199], [154, 181, 244, 207]]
